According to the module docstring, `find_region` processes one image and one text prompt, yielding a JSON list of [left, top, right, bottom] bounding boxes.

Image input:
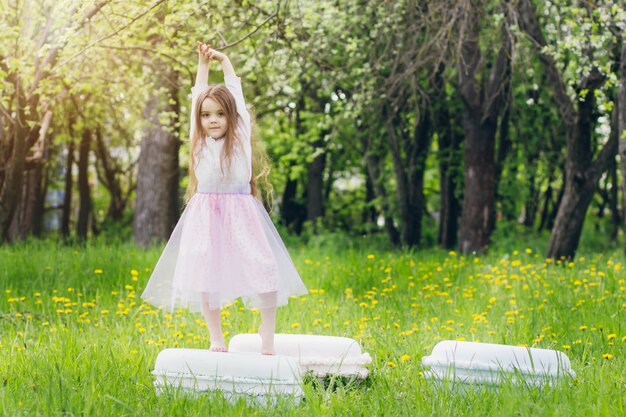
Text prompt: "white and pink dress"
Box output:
[[141, 76, 307, 312]]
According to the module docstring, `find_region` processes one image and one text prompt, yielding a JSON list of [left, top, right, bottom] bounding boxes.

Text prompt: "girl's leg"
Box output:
[[258, 292, 278, 355], [201, 301, 226, 352]]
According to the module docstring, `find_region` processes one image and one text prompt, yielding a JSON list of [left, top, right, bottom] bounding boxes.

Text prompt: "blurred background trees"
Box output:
[[1, 0, 625, 259]]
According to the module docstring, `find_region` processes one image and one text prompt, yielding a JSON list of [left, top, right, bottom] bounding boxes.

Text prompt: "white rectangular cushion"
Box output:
[[152, 348, 303, 400], [228, 334, 372, 378], [421, 340, 576, 387]]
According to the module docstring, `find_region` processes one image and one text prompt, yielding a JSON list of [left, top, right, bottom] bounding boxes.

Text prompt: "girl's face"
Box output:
[[200, 97, 228, 139]]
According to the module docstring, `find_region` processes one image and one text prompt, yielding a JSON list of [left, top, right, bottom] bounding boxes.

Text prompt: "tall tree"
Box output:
[[433, 83, 463, 248], [133, 70, 180, 247], [518, 0, 619, 259], [76, 128, 92, 240], [0, 2, 107, 242], [618, 37, 626, 254], [456, 0, 513, 253]]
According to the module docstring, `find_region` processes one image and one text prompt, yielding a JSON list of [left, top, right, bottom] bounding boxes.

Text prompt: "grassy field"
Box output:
[[0, 235, 624, 416]]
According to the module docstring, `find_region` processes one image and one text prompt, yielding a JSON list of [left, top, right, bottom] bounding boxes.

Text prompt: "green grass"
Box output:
[[0, 235, 625, 416]]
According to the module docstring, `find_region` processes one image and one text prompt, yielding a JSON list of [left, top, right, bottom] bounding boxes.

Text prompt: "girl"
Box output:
[[140, 42, 308, 355]]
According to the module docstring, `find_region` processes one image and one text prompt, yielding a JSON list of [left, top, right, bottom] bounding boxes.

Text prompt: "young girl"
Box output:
[[140, 41, 308, 355]]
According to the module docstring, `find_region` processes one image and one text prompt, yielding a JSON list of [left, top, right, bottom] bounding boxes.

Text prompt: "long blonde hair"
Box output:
[[184, 86, 274, 212]]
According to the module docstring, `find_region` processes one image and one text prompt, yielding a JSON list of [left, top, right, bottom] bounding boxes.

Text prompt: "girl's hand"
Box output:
[[197, 41, 210, 63], [197, 41, 227, 62]]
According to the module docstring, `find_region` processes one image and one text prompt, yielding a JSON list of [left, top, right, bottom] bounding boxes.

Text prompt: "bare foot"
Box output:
[[209, 340, 227, 352]]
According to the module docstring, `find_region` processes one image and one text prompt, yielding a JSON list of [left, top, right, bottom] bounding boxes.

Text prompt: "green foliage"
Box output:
[[3, 0, 626, 254]]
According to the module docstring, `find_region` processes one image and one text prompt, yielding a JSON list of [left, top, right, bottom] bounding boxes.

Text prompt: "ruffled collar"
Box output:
[[205, 135, 224, 144]]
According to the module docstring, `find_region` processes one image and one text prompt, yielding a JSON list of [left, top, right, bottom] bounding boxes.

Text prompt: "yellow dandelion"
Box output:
[[387, 361, 397, 368], [607, 334, 616, 340], [291, 322, 300, 328], [602, 353, 613, 360], [94, 269, 103, 274], [367, 254, 375, 260], [401, 354, 410, 362], [579, 325, 587, 331], [562, 345, 571, 350]]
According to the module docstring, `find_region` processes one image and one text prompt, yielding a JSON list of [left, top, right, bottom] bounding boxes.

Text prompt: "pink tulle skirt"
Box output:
[[140, 191, 308, 312]]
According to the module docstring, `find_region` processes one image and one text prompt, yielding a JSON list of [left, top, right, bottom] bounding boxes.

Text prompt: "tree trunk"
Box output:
[[618, 38, 626, 255], [522, 137, 542, 228], [547, 182, 597, 259], [538, 181, 553, 231], [281, 93, 307, 234], [437, 130, 462, 249], [456, 3, 512, 253], [609, 158, 620, 241], [133, 77, 180, 247], [306, 137, 326, 227], [6, 109, 52, 240], [384, 99, 431, 248], [547, 91, 617, 259], [518, 0, 617, 259], [323, 147, 334, 204], [0, 4, 106, 244], [495, 95, 513, 224], [77, 128, 92, 240], [363, 141, 401, 247], [61, 138, 74, 240], [523, 178, 539, 228], [603, 145, 620, 241], [458, 119, 498, 253], [34, 162, 48, 237], [280, 176, 306, 234], [0, 80, 29, 242], [362, 170, 377, 226], [95, 129, 125, 221], [433, 63, 462, 249], [7, 163, 45, 239]]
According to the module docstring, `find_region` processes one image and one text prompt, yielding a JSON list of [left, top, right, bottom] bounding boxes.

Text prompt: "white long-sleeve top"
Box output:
[[190, 76, 252, 194]]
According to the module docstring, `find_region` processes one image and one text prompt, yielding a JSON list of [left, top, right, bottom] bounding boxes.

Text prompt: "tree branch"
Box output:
[[55, 0, 167, 68], [517, 0, 576, 127], [218, 11, 278, 50], [30, 1, 109, 96], [96, 44, 194, 84]]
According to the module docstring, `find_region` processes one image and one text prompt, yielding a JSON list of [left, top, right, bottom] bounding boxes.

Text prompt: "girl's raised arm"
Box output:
[[197, 43, 235, 77], [195, 41, 210, 86], [190, 42, 211, 151], [200, 46, 250, 136], [196, 43, 250, 143]]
